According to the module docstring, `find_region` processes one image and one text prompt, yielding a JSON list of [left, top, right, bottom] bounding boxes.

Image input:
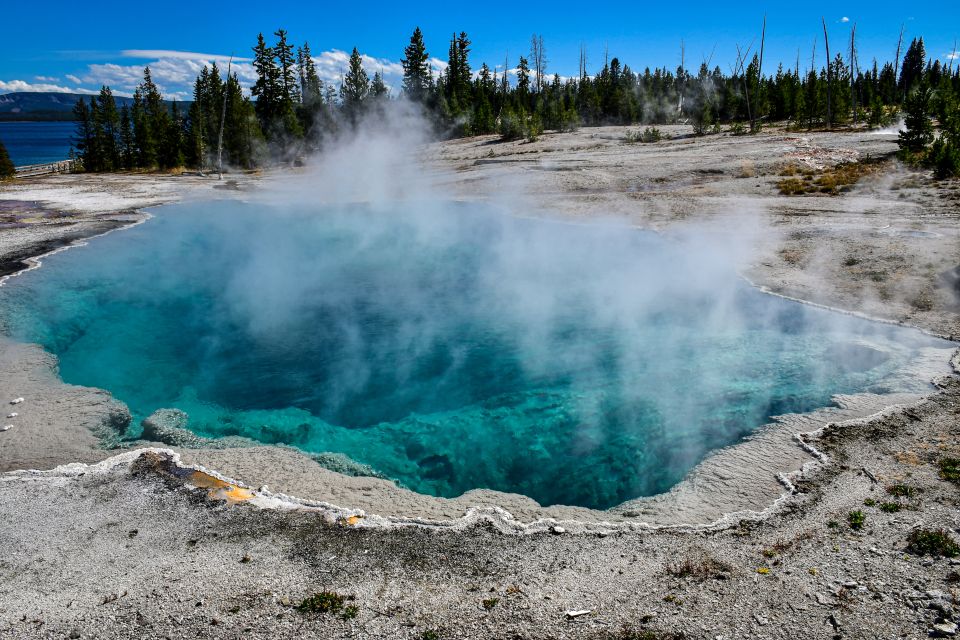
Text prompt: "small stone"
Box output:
[[932, 621, 958, 637], [9, 398, 23, 405], [6, 413, 17, 418], [551, 526, 565, 535], [279, 596, 291, 606], [564, 609, 591, 619], [0, 425, 12, 432], [69, 631, 80, 639], [753, 613, 769, 626]]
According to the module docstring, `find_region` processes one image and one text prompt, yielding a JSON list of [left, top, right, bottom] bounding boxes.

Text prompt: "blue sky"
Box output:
[[2, 1, 958, 100]]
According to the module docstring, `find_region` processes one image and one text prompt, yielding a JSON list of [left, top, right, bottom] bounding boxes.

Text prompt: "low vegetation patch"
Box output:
[[906, 529, 960, 557], [886, 483, 919, 498], [777, 159, 887, 195], [938, 458, 960, 485], [296, 591, 357, 618], [625, 127, 662, 143], [666, 554, 732, 580], [848, 510, 866, 530]]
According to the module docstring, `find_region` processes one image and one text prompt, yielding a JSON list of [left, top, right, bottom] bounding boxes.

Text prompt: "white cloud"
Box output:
[[840, 16, 850, 23], [34, 75, 59, 82], [81, 55, 258, 101], [947, 52, 960, 61], [21, 47, 435, 101], [0, 79, 97, 94]]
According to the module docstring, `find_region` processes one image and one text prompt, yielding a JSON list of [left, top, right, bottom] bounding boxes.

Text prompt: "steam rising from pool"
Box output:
[[0, 198, 951, 509]]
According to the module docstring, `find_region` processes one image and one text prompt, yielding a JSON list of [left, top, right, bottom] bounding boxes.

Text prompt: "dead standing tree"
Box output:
[[753, 15, 766, 132], [822, 17, 832, 128], [849, 23, 858, 123], [894, 24, 904, 102], [731, 42, 754, 128], [530, 34, 546, 94]]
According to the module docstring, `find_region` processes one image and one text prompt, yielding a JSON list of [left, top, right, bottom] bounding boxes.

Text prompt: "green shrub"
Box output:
[[906, 529, 960, 557], [939, 458, 960, 484], [886, 484, 917, 498], [297, 591, 356, 616], [929, 137, 960, 179], [625, 127, 662, 144], [848, 510, 866, 530], [0, 140, 14, 179], [898, 85, 934, 153]]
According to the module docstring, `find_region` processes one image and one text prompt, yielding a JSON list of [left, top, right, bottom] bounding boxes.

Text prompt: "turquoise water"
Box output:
[[0, 200, 950, 508], [0, 122, 75, 166]]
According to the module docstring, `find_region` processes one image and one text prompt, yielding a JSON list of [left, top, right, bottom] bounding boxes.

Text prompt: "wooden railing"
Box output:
[[14, 159, 76, 178]]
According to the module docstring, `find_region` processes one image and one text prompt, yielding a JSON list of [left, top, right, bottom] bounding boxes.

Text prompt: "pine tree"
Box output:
[[0, 139, 14, 178], [87, 98, 104, 171], [371, 71, 389, 99], [160, 102, 184, 169], [132, 67, 166, 168], [402, 27, 431, 102], [72, 98, 94, 171], [95, 86, 120, 171], [188, 76, 207, 170], [223, 72, 264, 168], [899, 82, 934, 152], [899, 38, 926, 97], [273, 28, 303, 138], [297, 42, 322, 107], [274, 29, 300, 105], [341, 47, 370, 124], [251, 33, 280, 135], [516, 56, 531, 106], [118, 105, 135, 169]]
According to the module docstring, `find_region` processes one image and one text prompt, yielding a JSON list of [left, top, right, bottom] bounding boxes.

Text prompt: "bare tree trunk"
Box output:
[[529, 35, 546, 93], [850, 24, 857, 124], [678, 40, 685, 117], [753, 15, 766, 132], [823, 17, 832, 129], [217, 56, 232, 180], [894, 24, 904, 101], [809, 38, 817, 129], [735, 44, 752, 128]]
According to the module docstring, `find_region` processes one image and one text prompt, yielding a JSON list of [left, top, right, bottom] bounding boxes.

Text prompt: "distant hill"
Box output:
[[0, 92, 186, 121]]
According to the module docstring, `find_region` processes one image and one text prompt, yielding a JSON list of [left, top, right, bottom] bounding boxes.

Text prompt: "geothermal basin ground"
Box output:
[[2, 125, 960, 639]]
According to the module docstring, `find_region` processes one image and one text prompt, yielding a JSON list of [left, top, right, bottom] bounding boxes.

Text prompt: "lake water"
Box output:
[[0, 200, 951, 509], [0, 121, 75, 166]]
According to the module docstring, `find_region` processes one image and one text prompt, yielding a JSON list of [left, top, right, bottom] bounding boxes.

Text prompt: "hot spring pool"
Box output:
[[0, 200, 952, 509]]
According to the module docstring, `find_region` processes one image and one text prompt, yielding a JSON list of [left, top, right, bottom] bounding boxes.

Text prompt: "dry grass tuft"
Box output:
[[665, 554, 732, 580], [777, 159, 887, 195]]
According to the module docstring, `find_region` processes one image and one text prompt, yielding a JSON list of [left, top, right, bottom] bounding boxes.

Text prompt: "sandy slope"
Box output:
[[2, 126, 960, 638]]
